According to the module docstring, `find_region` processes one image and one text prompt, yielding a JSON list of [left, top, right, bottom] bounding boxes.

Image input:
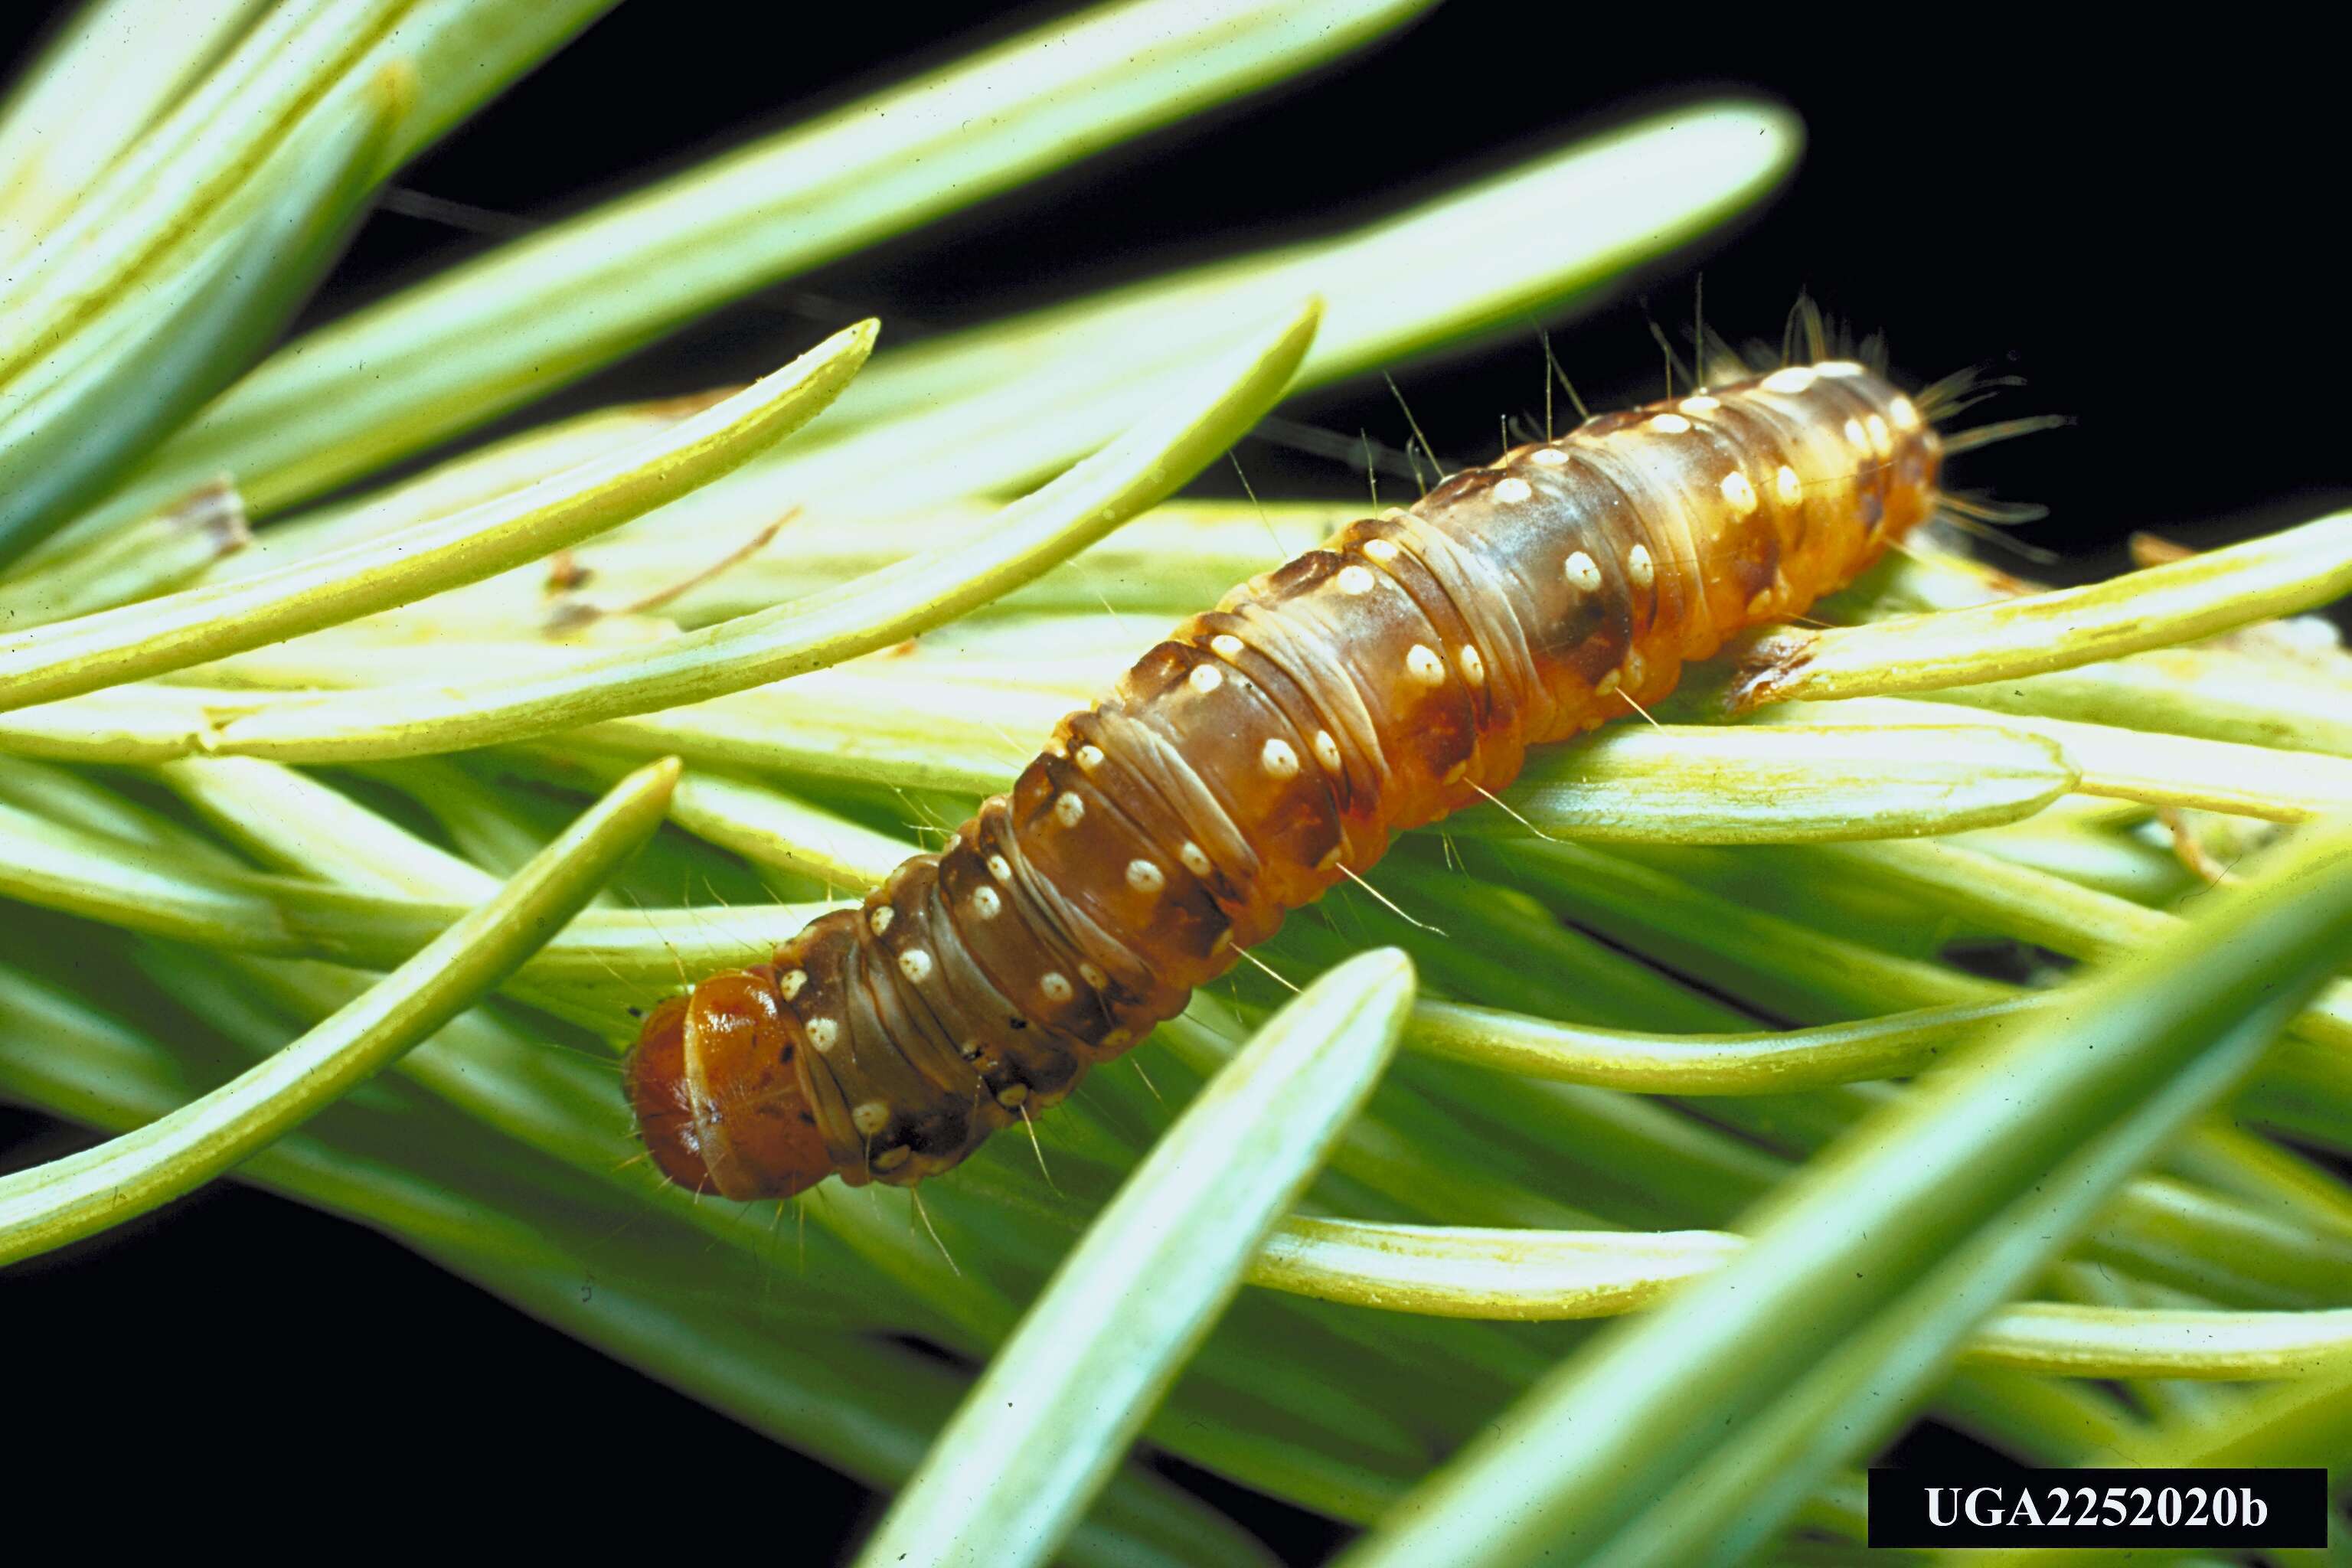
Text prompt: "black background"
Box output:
[[2, 4, 2338, 1559]]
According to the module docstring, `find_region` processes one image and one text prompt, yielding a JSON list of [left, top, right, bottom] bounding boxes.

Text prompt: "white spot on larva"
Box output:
[[1314, 729, 1343, 772], [852, 1100, 890, 1135], [1315, 844, 1344, 872], [1595, 670, 1622, 696], [1627, 543, 1655, 586], [868, 905, 893, 936], [1053, 790, 1085, 828], [1362, 537, 1400, 563], [1530, 446, 1568, 466], [1719, 470, 1759, 515], [1493, 476, 1534, 503], [1748, 586, 1775, 616], [1078, 962, 1109, 990], [1125, 858, 1165, 893], [1179, 841, 1213, 877], [1623, 652, 1647, 688], [1405, 644, 1446, 686], [1679, 395, 1720, 415], [1210, 633, 1243, 660], [1776, 465, 1802, 505], [996, 1083, 1028, 1109], [1843, 417, 1869, 450], [872, 1146, 910, 1171], [1864, 413, 1893, 456], [1457, 645, 1485, 685], [808, 1017, 840, 1051], [779, 969, 807, 1000], [1818, 360, 1866, 377], [1075, 743, 1104, 772], [970, 884, 1001, 920], [898, 948, 933, 983], [1647, 413, 1691, 435], [1039, 972, 1073, 1004], [1565, 550, 1603, 591], [986, 853, 1012, 883], [1260, 737, 1301, 778], [956, 1039, 982, 1060], [1889, 394, 1921, 430], [1335, 564, 1376, 594], [1188, 662, 1223, 694], [1762, 365, 1816, 394], [1044, 738, 1066, 758]]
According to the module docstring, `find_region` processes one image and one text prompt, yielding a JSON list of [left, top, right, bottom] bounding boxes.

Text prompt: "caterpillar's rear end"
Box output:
[[628, 359, 1941, 1200]]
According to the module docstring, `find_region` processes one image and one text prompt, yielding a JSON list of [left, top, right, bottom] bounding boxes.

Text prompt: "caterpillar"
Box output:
[[626, 351, 1943, 1200]]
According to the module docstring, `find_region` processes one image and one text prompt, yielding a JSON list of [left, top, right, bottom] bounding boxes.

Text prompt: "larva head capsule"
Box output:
[[624, 967, 835, 1200]]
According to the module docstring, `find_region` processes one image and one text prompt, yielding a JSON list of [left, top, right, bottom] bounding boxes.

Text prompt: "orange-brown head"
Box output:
[[623, 967, 835, 1200]]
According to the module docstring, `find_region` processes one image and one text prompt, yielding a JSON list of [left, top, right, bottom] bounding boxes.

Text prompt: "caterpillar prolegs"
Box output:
[[626, 358, 1942, 1199]]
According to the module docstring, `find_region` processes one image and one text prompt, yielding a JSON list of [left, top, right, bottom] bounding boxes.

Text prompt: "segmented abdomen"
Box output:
[[627, 360, 1940, 1198]]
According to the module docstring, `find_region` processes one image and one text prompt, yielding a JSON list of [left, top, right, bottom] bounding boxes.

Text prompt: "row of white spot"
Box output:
[[818, 903, 1119, 1089], [1194, 596, 1456, 774], [800, 363, 1937, 1149], [1482, 377, 1924, 614], [1769, 362, 1924, 429], [1275, 368, 1918, 746], [875, 353, 1923, 1049]]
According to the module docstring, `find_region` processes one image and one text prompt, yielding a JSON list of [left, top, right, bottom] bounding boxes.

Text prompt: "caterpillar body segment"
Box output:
[[626, 360, 1942, 1199]]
